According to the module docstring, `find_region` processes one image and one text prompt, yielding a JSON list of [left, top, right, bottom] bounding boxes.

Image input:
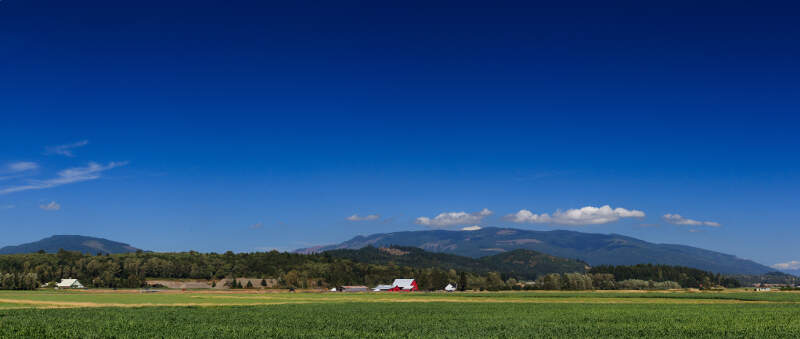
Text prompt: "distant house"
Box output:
[[756, 287, 771, 292], [340, 285, 369, 292], [444, 284, 457, 292], [372, 284, 393, 292], [56, 279, 85, 289], [389, 279, 418, 292]]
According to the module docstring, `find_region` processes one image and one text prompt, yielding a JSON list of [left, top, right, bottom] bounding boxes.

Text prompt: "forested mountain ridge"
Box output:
[[326, 246, 588, 280], [296, 227, 774, 275], [0, 235, 141, 255]]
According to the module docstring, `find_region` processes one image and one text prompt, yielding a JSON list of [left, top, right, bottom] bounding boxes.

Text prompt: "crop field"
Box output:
[[1, 290, 799, 338]]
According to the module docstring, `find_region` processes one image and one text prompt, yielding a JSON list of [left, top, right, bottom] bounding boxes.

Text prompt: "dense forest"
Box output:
[[0, 249, 765, 290]]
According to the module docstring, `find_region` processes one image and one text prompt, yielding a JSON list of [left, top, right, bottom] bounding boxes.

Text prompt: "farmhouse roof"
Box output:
[[391, 279, 415, 289], [56, 279, 81, 287]]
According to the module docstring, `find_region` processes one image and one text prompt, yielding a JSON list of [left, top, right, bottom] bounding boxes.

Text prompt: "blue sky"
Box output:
[[1, 1, 798, 270]]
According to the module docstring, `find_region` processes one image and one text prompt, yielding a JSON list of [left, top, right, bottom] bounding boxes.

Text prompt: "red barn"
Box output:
[[389, 279, 418, 292]]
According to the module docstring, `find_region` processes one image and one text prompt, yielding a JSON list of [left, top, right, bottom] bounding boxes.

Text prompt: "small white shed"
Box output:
[[444, 284, 457, 292]]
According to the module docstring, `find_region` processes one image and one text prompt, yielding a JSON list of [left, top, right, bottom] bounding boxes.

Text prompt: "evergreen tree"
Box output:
[[260, 279, 267, 287], [459, 271, 468, 291], [246, 281, 253, 289]]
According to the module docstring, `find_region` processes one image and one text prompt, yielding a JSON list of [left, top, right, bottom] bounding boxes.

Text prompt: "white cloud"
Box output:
[[506, 205, 645, 226], [249, 222, 264, 230], [0, 161, 127, 195], [46, 140, 89, 157], [346, 214, 380, 221], [416, 208, 492, 227], [39, 201, 61, 211], [772, 261, 800, 271], [0, 204, 15, 209], [662, 214, 720, 227], [7, 162, 39, 172], [1, 162, 39, 181], [461, 225, 482, 231]]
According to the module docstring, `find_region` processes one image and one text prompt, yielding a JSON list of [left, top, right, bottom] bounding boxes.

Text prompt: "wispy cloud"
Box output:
[[249, 222, 264, 230], [254, 246, 290, 252], [461, 225, 482, 231], [39, 201, 61, 211], [46, 140, 89, 157], [7, 162, 39, 172], [0, 161, 127, 195], [0, 204, 15, 209], [506, 205, 645, 226], [662, 214, 720, 227], [416, 208, 492, 227], [772, 261, 800, 271], [1, 162, 39, 181], [346, 214, 380, 221]]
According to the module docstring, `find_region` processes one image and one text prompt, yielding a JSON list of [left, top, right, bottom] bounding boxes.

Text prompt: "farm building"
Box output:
[[389, 279, 418, 292], [340, 285, 369, 292], [56, 279, 85, 289], [373, 284, 393, 292], [444, 284, 457, 292]]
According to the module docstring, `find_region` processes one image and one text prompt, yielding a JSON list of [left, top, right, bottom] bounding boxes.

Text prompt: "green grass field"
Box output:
[[1, 290, 799, 338]]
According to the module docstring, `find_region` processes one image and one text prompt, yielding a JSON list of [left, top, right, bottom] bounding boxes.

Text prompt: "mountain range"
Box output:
[[0, 231, 782, 277], [296, 227, 775, 275], [0, 235, 141, 255]]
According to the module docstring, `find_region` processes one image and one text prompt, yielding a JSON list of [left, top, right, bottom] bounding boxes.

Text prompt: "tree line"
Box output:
[[0, 250, 471, 290], [589, 264, 741, 288]]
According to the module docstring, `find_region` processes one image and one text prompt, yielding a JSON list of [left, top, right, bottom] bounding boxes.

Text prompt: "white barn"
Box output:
[[56, 279, 85, 289]]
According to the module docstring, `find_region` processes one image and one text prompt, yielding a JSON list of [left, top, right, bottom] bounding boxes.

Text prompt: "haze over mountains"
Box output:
[[0, 235, 141, 255], [297, 227, 775, 275]]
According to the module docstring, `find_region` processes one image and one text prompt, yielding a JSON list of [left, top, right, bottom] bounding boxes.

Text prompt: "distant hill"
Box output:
[[296, 227, 774, 275], [728, 271, 800, 286], [478, 249, 588, 279], [785, 269, 800, 277], [326, 246, 587, 279], [0, 235, 141, 255]]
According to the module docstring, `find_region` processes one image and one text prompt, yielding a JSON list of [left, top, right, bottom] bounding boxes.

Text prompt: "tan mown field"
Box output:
[[1, 288, 799, 309]]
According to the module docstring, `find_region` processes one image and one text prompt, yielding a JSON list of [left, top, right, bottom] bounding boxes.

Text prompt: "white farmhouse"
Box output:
[[444, 284, 457, 292], [56, 279, 85, 289]]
